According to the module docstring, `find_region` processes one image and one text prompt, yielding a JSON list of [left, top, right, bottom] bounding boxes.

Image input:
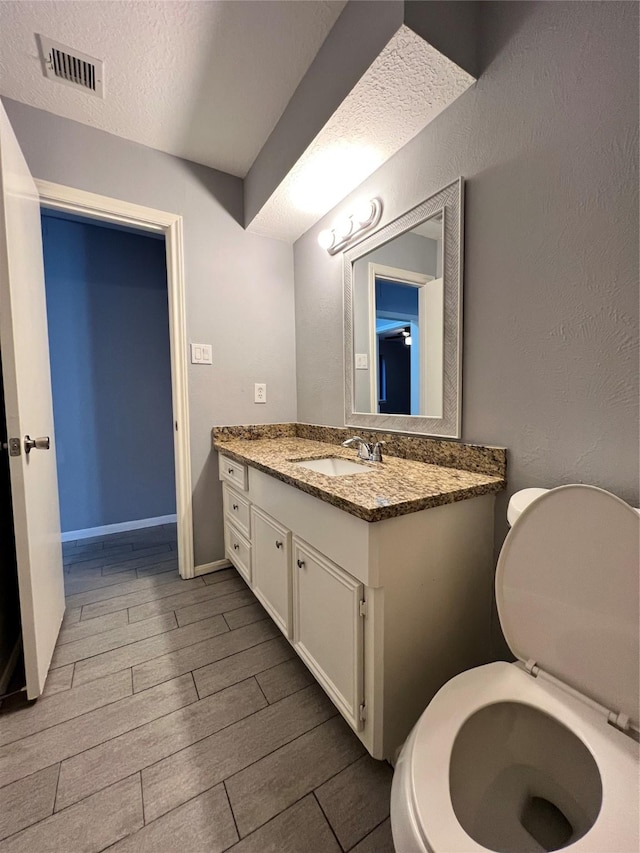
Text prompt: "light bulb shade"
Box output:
[[353, 199, 376, 227], [317, 229, 335, 250], [334, 216, 354, 241]]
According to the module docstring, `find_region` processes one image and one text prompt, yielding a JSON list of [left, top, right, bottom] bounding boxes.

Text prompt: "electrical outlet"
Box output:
[[254, 383, 267, 403], [355, 353, 368, 369]]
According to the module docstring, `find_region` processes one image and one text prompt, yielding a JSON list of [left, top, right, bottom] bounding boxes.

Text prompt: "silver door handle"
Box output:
[[24, 435, 50, 454]]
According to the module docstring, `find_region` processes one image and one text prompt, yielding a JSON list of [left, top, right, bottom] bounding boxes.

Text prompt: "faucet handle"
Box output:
[[342, 435, 365, 448], [371, 441, 386, 462]]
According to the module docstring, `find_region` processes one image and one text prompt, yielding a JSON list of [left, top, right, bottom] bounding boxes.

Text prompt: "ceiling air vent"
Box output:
[[37, 35, 104, 98]]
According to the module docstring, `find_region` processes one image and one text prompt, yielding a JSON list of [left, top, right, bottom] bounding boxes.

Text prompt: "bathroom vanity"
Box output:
[[213, 424, 505, 761]]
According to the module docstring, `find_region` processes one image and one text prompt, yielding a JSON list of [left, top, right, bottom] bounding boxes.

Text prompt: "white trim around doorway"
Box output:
[[35, 180, 195, 579]]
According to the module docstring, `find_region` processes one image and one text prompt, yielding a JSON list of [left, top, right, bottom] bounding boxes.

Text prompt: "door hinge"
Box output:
[[359, 702, 367, 722], [8, 438, 21, 457], [359, 599, 367, 618]]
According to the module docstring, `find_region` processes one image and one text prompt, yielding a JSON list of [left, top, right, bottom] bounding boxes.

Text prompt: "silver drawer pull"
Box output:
[[275, 540, 283, 549], [232, 503, 239, 510], [297, 559, 305, 569], [233, 543, 239, 551]]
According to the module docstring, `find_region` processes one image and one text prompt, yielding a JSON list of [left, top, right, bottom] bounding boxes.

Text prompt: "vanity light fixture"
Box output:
[[317, 198, 382, 255]]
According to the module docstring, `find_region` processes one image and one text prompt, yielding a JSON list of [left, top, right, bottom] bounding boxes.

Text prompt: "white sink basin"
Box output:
[[292, 457, 374, 477]]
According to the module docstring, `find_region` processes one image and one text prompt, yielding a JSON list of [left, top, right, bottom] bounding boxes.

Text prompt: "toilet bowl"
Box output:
[[390, 484, 640, 853]]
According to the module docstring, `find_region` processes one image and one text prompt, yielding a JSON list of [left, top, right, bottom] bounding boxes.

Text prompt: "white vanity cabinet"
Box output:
[[218, 452, 495, 762]]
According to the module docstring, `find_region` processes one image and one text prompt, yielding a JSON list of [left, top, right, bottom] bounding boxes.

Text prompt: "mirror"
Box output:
[[344, 178, 463, 438]]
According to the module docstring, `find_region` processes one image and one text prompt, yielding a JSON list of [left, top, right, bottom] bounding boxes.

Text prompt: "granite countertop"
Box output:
[[213, 429, 506, 523]]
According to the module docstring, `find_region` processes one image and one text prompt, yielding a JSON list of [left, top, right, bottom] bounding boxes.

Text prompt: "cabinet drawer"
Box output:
[[293, 536, 364, 732], [219, 454, 248, 491], [223, 484, 251, 539], [224, 522, 251, 585], [251, 507, 292, 638]]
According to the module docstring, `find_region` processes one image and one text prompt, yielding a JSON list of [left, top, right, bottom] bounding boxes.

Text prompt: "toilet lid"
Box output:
[[496, 484, 640, 728]]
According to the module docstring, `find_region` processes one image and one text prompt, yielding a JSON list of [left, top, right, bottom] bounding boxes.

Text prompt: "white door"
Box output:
[[0, 103, 65, 699]]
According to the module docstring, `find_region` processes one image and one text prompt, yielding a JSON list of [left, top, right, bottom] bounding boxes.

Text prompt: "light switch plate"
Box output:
[[191, 343, 212, 364], [355, 353, 368, 369]]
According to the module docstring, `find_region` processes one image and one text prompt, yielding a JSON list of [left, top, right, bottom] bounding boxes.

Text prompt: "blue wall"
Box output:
[[42, 213, 175, 533]]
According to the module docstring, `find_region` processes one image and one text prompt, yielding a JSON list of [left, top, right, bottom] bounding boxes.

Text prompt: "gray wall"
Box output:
[[294, 2, 639, 540], [3, 97, 297, 566], [42, 214, 175, 533]]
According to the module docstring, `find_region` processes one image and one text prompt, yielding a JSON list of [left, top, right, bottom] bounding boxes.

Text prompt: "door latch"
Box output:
[[7, 438, 21, 457]]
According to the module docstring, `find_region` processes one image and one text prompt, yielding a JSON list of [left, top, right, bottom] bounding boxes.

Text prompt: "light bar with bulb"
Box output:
[[317, 198, 382, 255]]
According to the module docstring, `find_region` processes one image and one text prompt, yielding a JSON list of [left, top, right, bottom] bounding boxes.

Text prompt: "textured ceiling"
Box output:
[[248, 25, 474, 242], [0, 0, 346, 177]]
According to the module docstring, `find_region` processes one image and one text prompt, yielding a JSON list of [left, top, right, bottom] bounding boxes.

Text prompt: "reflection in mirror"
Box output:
[[344, 178, 463, 438], [353, 211, 444, 418]]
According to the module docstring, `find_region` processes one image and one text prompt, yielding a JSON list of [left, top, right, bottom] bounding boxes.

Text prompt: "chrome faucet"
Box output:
[[342, 436, 385, 463]]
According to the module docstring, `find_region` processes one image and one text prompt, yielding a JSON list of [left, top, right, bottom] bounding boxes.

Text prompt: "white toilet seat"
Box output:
[[404, 661, 639, 853]]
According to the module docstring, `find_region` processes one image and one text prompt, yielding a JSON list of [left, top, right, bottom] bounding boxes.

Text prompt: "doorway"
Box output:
[[41, 211, 176, 544], [36, 180, 194, 579]]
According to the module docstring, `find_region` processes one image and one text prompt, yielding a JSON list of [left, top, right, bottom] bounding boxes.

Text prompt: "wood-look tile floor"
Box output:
[[0, 525, 395, 853]]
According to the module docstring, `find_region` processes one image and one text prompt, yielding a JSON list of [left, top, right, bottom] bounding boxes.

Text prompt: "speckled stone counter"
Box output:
[[212, 424, 506, 523]]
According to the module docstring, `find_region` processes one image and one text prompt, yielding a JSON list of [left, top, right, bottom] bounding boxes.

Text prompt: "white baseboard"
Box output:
[[0, 638, 22, 696], [62, 514, 177, 543], [194, 559, 232, 577]]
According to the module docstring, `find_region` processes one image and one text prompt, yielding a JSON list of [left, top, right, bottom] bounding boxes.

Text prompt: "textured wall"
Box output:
[[4, 98, 297, 566], [294, 2, 639, 544], [42, 214, 175, 533]]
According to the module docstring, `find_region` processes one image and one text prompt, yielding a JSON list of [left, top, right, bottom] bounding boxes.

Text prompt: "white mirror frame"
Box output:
[[344, 177, 464, 438]]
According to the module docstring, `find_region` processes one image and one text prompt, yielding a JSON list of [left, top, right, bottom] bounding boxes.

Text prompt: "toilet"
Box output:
[[390, 484, 640, 853]]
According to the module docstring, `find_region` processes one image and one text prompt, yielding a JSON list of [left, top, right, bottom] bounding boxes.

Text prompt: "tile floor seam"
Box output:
[[51, 761, 62, 815], [252, 675, 269, 706], [50, 617, 181, 669], [48, 678, 263, 811], [1, 683, 201, 792], [201, 675, 323, 707], [312, 789, 349, 852], [235, 788, 339, 845], [223, 779, 241, 842], [174, 593, 257, 623], [0, 681, 136, 748], [344, 815, 391, 852], [189, 636, 290, 698], [219, 706, 341, 791], [0, 760, 62, 795], [139, 771, 146, 827], [2, 772, 145, 850], [311, 755, 375, 852], [77, 623, 238, 690], [69, 576, 202, 612], [139, 686, 337, 782]]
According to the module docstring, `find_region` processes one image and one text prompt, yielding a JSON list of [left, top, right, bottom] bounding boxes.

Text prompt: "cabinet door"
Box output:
[[251, 507, 291, 638], [293, 537, 365, 731]]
